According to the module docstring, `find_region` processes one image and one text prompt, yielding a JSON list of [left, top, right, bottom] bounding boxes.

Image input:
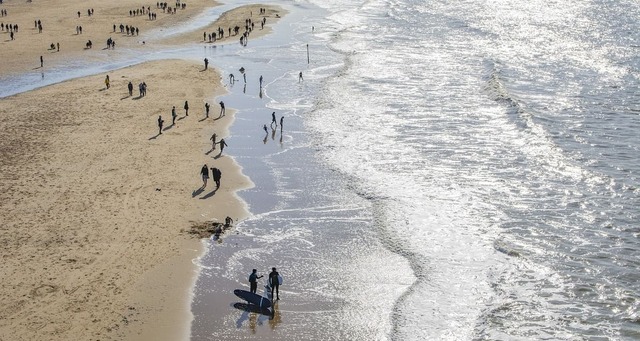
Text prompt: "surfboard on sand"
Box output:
[[233, 289, 272, 309]]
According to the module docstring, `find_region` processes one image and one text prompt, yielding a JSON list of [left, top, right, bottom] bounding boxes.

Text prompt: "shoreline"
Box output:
[[0, 57, 250, 341], [0, 1, 286, 340]]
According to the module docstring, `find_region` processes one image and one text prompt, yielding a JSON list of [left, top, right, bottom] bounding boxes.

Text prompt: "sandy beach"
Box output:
[[0, 1, 284, 340]]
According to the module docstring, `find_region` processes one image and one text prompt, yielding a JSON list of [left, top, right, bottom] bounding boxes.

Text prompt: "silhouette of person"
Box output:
[[219, 101, 225, 117], [171, 106, 177, 125], [211, 167, 222, 189], [128, 81, 133, 96], [40, 55, 43, 67], [184, 100, 189, 116], [157, 115, 164, 134], [205, 102, 210, 118], [298, 71, 303, 82], [218, 138, 227, 155], [280, 116, 284, 131], [200, 164, 209, 188], [105, 75, 110, 89], [268, 267, 280, 300], [249, 269, 263, 294], [270, 112, 277, 128], [204, 57, 208, 70], [210, 133, 217, 150]]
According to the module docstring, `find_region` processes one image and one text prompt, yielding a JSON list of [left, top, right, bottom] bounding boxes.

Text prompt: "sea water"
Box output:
[[192, 0, 640, 339]]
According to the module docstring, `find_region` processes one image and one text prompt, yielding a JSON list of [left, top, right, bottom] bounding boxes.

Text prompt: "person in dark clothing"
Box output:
[[128, 81, 133, 96], [210, 167, 222, 189], [219, 101, 225, 117], [171, 106, 177, 125], [268, 267, 280, 300], [218, 138, 227, 155], [184, 100, 189, 116], [205, 102, 210, 118], [157, 115, 164, 135], [204, 57, 208, 70], [270, 111, 277, 128], [200, 164, 209, 188], [248, 269, 263, 294]]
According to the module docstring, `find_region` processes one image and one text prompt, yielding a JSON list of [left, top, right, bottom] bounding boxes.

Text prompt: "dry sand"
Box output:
[[0, 0, 286, 340]]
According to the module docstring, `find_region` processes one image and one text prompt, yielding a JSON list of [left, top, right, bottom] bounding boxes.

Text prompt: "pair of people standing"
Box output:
[[200, 165, 221, 189], [248, 267, 281, 300]]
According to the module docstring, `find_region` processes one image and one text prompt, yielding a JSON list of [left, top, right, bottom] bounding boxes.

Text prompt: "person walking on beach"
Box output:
[[263, 124, 268, 134], [280, 116, 284, 131], [268, 267, 280, 300], [40, 55, 43, 68], [171, 106, 177, 125], [204, 57, 208, 70], [259, 75, 263, 88], [210, 133, 217, 151], [219, 101, 225, 117], [200, 164, 209, 188], [249, 269, 263, 294], [128, 81, 133, 96], [270, 112, 277, 128], [218, 138, 228, 155], [205, 102, 210, 118], [211, 167, 221, 189], [298, 71, 303, 82], [184, 100, 189, 116], [105, 75, 110, 89], [157, 115, 164, 135]]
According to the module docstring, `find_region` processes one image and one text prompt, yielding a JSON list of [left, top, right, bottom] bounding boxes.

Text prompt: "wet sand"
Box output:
[[0, 1, 285, 340]]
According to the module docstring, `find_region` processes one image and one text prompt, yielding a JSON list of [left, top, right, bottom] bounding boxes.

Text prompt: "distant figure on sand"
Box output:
[[298, 71, 303, 82], [219, 101, 225, 117], [263, 124, 268, 134], [229, 74, 235, 83], [157, 115, 164, 135], [171, 106, 177, 125], [268, 267, 280, 300], [210, 133, 217, 150], [271, 112, 277, 128], [204, 57, 208, 70], [211, 167, 222, 189], [218, 138, 228, 155], [259, 75, 263, 87], [40, 55, 43, 68], [200, 164, 209, 188], [184, 100, 189, 116], [128, 81, 133, 96], [205, 102, 210, 118], [280, 116, 284, 130], [105, 75, 110, 89], [249, 269, 263, 294], [225, 216, 233, 227]]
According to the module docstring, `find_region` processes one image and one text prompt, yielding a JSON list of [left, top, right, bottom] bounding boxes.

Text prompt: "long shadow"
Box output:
[[200, 187, 218, 199], [162, 123, 174, 132], [191, 187, 205, 198], [120, 95, 131, 100], [132, 95, 143, 100], [177, 116, 187, 121], [198, 117, 208, 122], [148, 132, 161, 140], [214, 152, 223, 159], [232, 302, 273, 318], [205, 148, 215, 155]]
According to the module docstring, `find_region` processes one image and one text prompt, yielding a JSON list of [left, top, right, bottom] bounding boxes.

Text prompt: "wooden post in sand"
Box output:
[[306, 44, 309, 64]]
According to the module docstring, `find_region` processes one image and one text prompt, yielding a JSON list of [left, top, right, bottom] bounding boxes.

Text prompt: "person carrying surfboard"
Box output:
[[249, 269, 263, 294], [268, 267, 280, 300]]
